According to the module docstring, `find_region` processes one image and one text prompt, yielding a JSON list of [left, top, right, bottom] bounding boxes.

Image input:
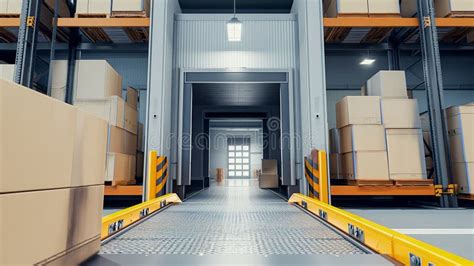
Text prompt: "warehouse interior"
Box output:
[[1, 0, 474, 265]]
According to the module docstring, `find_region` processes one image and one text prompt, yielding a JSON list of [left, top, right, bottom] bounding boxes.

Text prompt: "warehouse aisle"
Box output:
[[88, 181, 394, 265]]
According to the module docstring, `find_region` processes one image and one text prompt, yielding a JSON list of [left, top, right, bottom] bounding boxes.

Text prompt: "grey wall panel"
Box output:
[[174, 14, 298, 69]]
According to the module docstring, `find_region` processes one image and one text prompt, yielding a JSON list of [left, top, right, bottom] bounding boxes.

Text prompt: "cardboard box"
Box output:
[[435, 0, 474, 17], [124, 102, 138, 134], [452, 162, 473, 194], [366, 71, 408, 99], [401, 0, 418, 17], [368, 0, 400, 15], [330, 153, 342, 179], [1, 79, 76, 193], [329, 128, 341, 154], [447, 104, 474, 163], [0, 185, 103, 265], [125, 86, 139, 110], [341, 151, 390, 180], [108, 125, 138, 156], [216, 168, 225, 182], [106, 153, 136, 183], [336, 96, 382, 128], [75, 60, 122, 100], [138, 122, 144, 151], [0, 64, 15, 81], [340, 125, 386, 153], [381, 99, 422, 128], [386, 129, 427, 179], [112, 0, 150, 15], [0, 0, 7, 13], [325, 0, 369, 17], [71, 111, 108, 187], [6, 0, 21, 14], [75, 96, 125, 128], [76, 0, 111, 14]]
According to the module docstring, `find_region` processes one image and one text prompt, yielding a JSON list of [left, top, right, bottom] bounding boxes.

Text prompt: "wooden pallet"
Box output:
[[112, 11, 148, 18], [446, 12, 474, 18], [0, 14, 20, 18], [369, 14, 401, 18], [123, 27, 149, 42], [458, 194, 474, 200], [75, 13, 110, 18], [344, 179, 395, 186], [325, 27, 351, 42], [440, 27, 472, 43], [361, 27, 393, 43], [393, 179, 434, 187]]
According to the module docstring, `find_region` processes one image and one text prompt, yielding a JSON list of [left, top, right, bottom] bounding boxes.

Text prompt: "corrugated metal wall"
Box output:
[[174, 15, 298, 69]]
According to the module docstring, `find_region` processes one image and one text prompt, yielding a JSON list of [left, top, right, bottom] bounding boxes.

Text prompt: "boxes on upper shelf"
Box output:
[[112, 0, 150, 15], [341, 151, 390, 180], [0, 64, 14, 82], [336, 96, 382, 128], [340, 125, 386, 153], [380, 99, 422, 129], [435, 0, 474, 18], [76, 0, 111, 15], [0, 185, 103, 265], [368, 0, 400, 16], [75, 60, 122, 100], [366, 71, 408, 99], [325, 0, 369, 17], [386, 129, 427, 180]]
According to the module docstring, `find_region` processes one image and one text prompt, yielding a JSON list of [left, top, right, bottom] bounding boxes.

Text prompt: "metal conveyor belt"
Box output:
[[90, 182, 393, 265]]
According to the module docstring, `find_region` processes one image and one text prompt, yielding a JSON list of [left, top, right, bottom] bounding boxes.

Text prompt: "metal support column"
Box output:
[[14, 0, 43, 87], [417, 0, 457, 208], [46, 0, 60, 96], [387, 41, 400, 70]]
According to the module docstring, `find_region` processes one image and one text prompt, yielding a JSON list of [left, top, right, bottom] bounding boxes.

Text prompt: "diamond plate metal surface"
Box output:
[[100, 182, 366, 255]]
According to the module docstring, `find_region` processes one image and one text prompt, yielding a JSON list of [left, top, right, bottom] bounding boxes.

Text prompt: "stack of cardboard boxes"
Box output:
[[336, 96, 390, 180], [76, 0, 150, 16], [331, 71, 427, 181], [401, 0, 474, 17], [73, 60, 139, 185], [447, 103, 474, 195], [324, 0, 401, 17], [0, 79, 107, 264]]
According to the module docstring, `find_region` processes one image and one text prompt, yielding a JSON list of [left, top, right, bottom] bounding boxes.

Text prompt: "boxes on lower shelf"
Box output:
[[339, 125, 386, 153], [0, 185, 103, 265], [336, 96, 382, 128], [108, 125, 138, 156], [1, 79, 108, 193], [106, 153, 136, 184], [386, 129, 427, 180], [341, 151, 390, 180]]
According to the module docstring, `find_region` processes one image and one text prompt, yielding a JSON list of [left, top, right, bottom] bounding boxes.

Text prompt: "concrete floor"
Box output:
[[347, 208, 474, 261]]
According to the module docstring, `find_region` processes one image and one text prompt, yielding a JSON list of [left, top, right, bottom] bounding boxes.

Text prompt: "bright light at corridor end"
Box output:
[[227, 17, 242, 42], [360, 58, 376, 65]]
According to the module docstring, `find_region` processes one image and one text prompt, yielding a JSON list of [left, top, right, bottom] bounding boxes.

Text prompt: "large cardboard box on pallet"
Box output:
[[368, 0, 400, 15], [108, 125, 137, 156], [381, 99, 422, 128], [340, 125, 386, 153], [0, 64, 14, 81], [0, 79, 108, 193], [112, 0, 150, 14], [76, 0, 112, 15], [0, 185, 103, 265], [341, 151, 390, 180], [435, 0, 474, 17], [0, 0, 6, 13], [106, 153, 136, 183], [125, 86, 139, 110], [325, 0, 369, 17], [336, 96, 382, 128], [446, 103, 474, 194], [386, 129, 427, 180], [366, 71, 408, 99], [75, 96, 138, 134], [75, 60, 122, 100]]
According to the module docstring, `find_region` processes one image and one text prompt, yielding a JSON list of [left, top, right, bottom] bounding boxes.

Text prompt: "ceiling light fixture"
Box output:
[[227, 0, 242, 42], [360, 50, 376, 65]]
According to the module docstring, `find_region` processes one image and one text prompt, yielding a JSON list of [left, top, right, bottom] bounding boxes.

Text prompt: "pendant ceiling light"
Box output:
[[227, 0, 242, 42]]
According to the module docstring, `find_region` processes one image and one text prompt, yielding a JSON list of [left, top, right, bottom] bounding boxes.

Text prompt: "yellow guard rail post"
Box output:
[[288, 194, 472, 265], [304, 149, 329, 204], [101, 150, 180, 240]]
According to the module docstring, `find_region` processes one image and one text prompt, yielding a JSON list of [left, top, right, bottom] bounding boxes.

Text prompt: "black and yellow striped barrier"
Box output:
[[147, 151, 169, 200], [304, 149, 329, 204]]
